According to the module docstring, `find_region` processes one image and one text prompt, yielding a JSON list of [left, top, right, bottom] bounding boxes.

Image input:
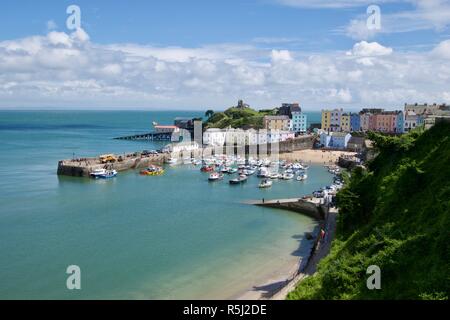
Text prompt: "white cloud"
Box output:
[[432, 39, 450, 59], [348, 41, 393, 56], [271, 49, 293, 62], [0, 29, 450, 109]]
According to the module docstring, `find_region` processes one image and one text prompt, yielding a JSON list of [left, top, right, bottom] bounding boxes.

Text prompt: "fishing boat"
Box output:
[[297, 173, 308, 181], [269, 172, 280, 179], [282, 173, 294, 180], [227, 167, 238, 174], [200, 165, 214, 172], [257, 167, 269, 178], [165, 158, 178, 165], [258, 179, 273, 188], [229, 174, 248, 185], [243, 169, 255, 176], [90, 168, 118, 179], [208, 172, 224, 181], [140, 165, 164, 176]]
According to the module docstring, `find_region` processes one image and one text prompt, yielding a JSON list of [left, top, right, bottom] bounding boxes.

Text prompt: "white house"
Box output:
[[203, 128, 226, 146], [404, 111, 418, 132], [320, 132, 352, 149], [162, 141, 200, 153]]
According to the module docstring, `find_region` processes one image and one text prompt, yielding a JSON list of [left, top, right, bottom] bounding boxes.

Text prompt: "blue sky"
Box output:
[[0, 0, 449, 110]]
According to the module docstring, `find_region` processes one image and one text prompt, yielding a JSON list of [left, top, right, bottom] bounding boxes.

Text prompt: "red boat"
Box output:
[[200, 165, 214, 172]]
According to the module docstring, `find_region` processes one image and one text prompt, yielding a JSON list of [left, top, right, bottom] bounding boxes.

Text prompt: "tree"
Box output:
[[205, 110, 214, 119]]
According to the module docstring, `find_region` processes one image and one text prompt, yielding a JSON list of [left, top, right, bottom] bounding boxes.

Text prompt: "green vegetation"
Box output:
[[288, 122, 450, 300], [204, 106, 278, 129]]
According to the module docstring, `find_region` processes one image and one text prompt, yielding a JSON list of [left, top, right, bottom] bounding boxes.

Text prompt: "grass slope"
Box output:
[[204, 107, 277, 129], [287, 122, 450, 300]]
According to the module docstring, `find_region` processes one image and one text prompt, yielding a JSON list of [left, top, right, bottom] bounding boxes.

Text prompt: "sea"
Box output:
[[0, 110, 333, 299]]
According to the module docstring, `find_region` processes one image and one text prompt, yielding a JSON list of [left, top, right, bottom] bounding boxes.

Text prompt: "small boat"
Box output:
[[229, 174, 248, 185], [208, 172, 224, 181], [201, 165, 214, 172], [282, 173, 294, 180], [243, 169, 255, 176], [165, 158, 178, 165], [227, 168, 238, 174], [258, 179, 273, 188], [90, 168, 117, 179], [140, 165, 164, 176], [297, 173, 308, 181], [268, 173, 280, 179], [257, 167, 269, 178]]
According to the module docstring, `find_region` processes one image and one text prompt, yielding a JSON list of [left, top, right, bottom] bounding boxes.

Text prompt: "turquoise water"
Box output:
[[0, 111, 331, 299]]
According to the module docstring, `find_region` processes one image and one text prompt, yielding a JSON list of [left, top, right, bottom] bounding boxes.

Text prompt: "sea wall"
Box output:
[[57, 154, 168, 177], [254, 197, 327, 220]]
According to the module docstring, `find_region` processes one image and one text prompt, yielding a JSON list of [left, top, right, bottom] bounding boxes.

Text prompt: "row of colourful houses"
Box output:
[[263, 103, 308, 134], [321, 108, 405, 133], [321, 103, 449, 134]]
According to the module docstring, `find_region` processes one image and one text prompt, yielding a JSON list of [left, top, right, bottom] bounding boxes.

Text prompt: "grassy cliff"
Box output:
[[204, 107, 277, 129], [288, 121, 450, 300]]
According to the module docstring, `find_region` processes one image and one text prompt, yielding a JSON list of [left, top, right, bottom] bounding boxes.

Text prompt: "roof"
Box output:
[[264, 115, 290, 120], [154, 125, 178, 129], [348, 136, 365, 145]]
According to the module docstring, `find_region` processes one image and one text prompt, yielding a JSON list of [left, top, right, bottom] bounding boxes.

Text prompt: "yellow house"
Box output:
[[341, 113, 350, 132], [263, 115, 291, 131], [321, 110, 331, 131]]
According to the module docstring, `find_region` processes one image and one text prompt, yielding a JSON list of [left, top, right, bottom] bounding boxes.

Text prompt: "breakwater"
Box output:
[[251, 196, 328, 220], [57, 153, 168, 177]]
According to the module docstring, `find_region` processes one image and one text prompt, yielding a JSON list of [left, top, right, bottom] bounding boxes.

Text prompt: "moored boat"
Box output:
[[229, 174, 248, 185], [90, 168, 118, 179], [140, 165, 164, 176], [258, 179, 273, 188], [282, 173, 294, 180], [208, 172, 224, 181], [201, 165, 214, 172]]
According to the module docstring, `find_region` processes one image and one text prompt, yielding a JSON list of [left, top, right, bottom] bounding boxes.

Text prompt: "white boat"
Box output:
[[227, 168, 238, 174], [258, 179, 273, 188], [297, 173, 308, 181], [90, 168, 117, 179], [257, 167, 269, 178], [282, 173, 294, 180], [269, 172, 280, 179], [165, 158, 178, 165], [208, 172, 224, 181], [243, 169, 255, 176], [229, 174, 248, 184]]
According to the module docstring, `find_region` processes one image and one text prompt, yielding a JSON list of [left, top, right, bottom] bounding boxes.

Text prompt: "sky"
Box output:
[[0, 0, 449, 110]]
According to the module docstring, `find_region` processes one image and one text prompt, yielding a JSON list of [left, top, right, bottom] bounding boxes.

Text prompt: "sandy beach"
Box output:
[[279, 149, 357, 165]]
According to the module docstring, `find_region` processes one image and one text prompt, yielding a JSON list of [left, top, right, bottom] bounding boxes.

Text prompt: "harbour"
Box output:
[[0, 110, 336, 300]]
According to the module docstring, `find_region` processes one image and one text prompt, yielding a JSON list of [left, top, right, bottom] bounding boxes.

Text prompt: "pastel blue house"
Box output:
[[320, 132, 352, 149], [350, 113, 361, 132], [396, 111, 404, 133], [291, 111, 308, 133]]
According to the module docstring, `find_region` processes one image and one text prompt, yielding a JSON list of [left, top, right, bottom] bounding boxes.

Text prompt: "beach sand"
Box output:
[[279, 149, 357, 165]]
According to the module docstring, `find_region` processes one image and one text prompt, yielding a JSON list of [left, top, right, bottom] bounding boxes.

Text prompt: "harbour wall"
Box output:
[[57, 154, 167, 177], [253, 197, 328, 220]]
